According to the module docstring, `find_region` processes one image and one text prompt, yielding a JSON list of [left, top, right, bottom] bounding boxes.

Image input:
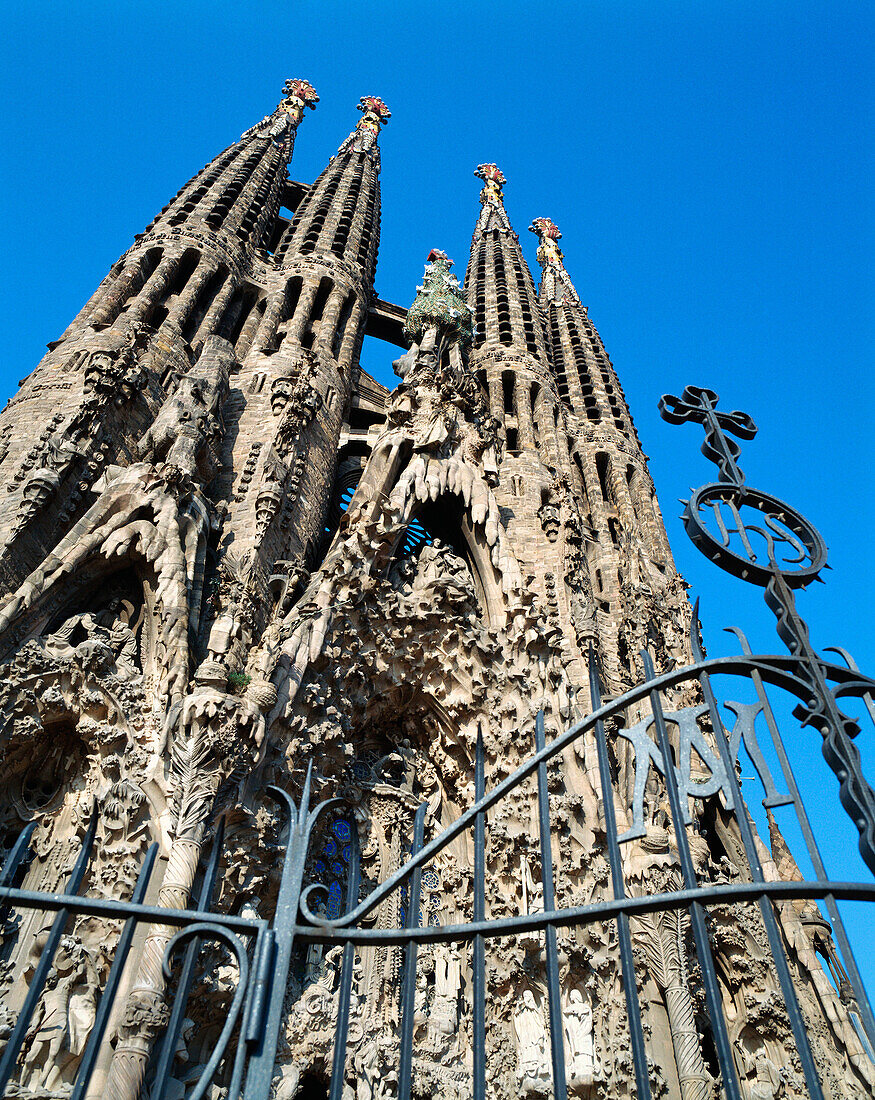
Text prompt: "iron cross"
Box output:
[[659, 385, 757, 485]]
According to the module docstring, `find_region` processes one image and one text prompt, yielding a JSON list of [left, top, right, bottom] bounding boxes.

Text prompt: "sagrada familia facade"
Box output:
[[0, 80, 871, 1100]]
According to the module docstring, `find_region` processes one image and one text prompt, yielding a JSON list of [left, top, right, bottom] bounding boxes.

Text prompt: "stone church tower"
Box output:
[[0, 81, 871, 1100]]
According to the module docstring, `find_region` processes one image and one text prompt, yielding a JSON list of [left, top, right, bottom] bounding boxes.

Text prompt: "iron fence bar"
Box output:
[[0, 807, 98, 1095], [328, 822, 361, 1100], [693, 649, 825, 1099], [825, 647, 875, 732], [292, 879, 875, 944], [70, 842, 159, 1100], [765, 569, 875, 875], [0, 887, 265, 929], [729, 627, 875, 1050], [161, 923, 251, 1100], [0, 863, 869, 945], [242, 769, 315, 1100], [299, 653, 868, 932], [227, 927, 274, 1100], [152, 817, 227, 1100], [472, 728, 486, 1100], [588, 651, 652, 1100], [0, 820, 36, 886], [534, 709, 568, 1100], [640, 650, 743, 1100], [397, 802, 427, 1100]]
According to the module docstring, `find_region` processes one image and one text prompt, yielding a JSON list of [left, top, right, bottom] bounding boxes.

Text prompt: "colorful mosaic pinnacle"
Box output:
[[357, 95, 392, 129], [279, 79, 319, 126], [282, 78, 319, 107], [475, 163, 506, 205], [529, 217, 565, 267], [529, 216, 561, 242], [403, 249, 474, 347]]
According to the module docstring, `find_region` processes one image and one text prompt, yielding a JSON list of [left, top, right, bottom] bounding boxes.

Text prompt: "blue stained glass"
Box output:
[[422, 870, 440, 889], [429, 913, 441, 926], [332, 820, 352, 841], [324, 839, 338, 858], [327, 880, 343, 918], [352, 761, 370, 780], [342, 845, 351, 862], [399, 907, 406, 924], [314, 860, 326, 876], [331, 860, 344, 876]]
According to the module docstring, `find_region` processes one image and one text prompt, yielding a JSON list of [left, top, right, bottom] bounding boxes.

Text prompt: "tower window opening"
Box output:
[[224, 286, 257, 346], [505, 426, 518, 451], [162, 248, 201, 310], [493, 245, 513, 346], [205, 148, 261, 228], [332, 167, 363, 256], [184, 264, 228, 342], [298, 170, 343, 254], [501, 371, 515, 416], [596, 452, 611, 502], [285, 275, 303, 321], [510, 252, 540, 355]]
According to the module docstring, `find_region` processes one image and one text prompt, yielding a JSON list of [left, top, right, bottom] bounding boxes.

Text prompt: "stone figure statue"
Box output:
[[514, 988, 550, 1095], [43, 598, 140, 679], [564, 987, 596, 1087], [21, 937, 97, 1091]]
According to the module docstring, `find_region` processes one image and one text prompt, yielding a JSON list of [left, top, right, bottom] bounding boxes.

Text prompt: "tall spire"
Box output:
[[465, 164, 548, 364], [275, 95, 390, 281], [215, 97, 391, 577], [528, 217, 582, 309], [530, 215, 637, 439], [56, 78, 319, 344]]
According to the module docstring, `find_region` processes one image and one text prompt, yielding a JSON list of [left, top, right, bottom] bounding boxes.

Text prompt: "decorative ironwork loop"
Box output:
[[683, 482, 827, 587], [162, 923, 250, 1100]]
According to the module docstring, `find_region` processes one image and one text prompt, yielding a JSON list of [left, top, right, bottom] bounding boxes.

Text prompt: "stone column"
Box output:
[[514, 374, 534, 450], [90, 257, 150, 328], [163, 257, 212, 333], [192, 273, 239, 357], [122, 255, 180, 328]]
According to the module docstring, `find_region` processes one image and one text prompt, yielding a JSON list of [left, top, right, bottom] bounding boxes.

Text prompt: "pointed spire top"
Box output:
[[336, 96, 391, 159], [529, 216, 582, 308], [280, 78, 320, 127], [240, 78, 318, 146], [404, 249, 473, 347], [473, 164, 513, 237], [476, 163, 506, 198]]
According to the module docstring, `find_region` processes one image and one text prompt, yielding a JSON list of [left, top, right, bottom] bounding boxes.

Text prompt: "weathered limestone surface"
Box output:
[[0, 83, 870, 1100]]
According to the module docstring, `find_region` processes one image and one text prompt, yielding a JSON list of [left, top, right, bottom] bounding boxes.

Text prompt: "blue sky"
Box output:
[[2, 2, 874, 990]]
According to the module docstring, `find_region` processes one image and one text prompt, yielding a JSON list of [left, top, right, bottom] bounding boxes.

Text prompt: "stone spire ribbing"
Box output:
[[275, 96, 390, 283], [530, 216, 637, 441], [64, 79, 319, 343], [465, 165, 549, 364]]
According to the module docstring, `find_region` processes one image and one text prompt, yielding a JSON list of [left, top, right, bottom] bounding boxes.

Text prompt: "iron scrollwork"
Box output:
[[660, 383, 875, 873]]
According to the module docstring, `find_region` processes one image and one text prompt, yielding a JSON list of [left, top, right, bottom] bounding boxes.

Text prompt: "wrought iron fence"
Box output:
[[0, 385, 873, 1100]]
